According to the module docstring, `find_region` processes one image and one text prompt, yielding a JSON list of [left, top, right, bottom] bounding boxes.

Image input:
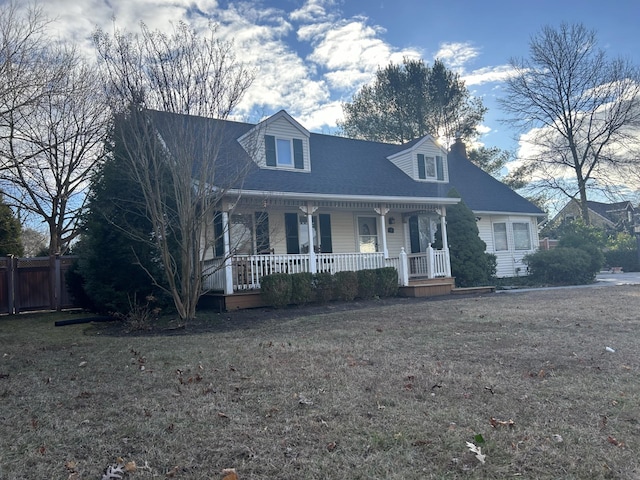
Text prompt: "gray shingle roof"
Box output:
[[150, 110, 544, 216]]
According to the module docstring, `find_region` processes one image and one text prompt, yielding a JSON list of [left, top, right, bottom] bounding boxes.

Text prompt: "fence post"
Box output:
[[54, 255, 62, 311], [398, 248, 409, 286], [7, 255, 15, 315]]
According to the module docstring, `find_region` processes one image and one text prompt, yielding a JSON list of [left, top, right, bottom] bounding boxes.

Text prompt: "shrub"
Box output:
[[334, 271, 358, 301], [434, 189, 494, 287], [605, 249, 639, 272], [313, 272, 334, 304], [357, 269, 378, 299], [558, 231, 604, 275], [260, 273, 292, 308], [376, 267, 398, 297], [524, 247, 595, 285], [290, 272, 314, 305]]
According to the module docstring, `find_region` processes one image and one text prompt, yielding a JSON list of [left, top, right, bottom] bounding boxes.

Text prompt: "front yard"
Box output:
[[1, 286, 639, 479]]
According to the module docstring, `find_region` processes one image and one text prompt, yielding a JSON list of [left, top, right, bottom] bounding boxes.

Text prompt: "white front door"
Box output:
[[358, 216, 378, 252]]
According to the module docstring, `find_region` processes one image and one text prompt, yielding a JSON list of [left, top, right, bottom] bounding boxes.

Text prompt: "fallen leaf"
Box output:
[[607, 435, 625, 448], [65, 460, 77, 471], [124, 461, 137, 473], [79, 361, 87, 367], [166, 465, 179, 477], [465, 441, 486, 464], [221, 467, 239, 480], [217, 412, 229, 419], [490, 417, 515, 428], [326, 441, 337, 452]]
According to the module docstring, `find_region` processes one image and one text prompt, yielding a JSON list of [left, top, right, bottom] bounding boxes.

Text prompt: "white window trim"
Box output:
[[276, 137, 294, 167]]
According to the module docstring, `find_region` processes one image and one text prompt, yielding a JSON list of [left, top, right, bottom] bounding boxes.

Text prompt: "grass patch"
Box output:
[[1, 287, 640, 478]]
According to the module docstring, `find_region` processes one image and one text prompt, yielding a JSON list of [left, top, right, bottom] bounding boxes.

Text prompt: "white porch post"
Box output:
[[222, 210, 234, 294], [439, 206, 452, 277], [374, 205, 390, 259], [427, 243, 435, 279], [300, 204, 318, 274], [398, 247, 409, 286]]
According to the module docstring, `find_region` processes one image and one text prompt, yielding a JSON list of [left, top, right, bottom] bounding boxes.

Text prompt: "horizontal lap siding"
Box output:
[[266, 118, 309, 170], [478, 216, 539, 278]]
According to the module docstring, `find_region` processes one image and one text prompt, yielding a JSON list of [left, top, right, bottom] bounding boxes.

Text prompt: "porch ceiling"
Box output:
[[228, 189, 459, 211]]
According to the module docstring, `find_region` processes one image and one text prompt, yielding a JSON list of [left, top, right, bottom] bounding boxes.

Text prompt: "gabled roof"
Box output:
[[586, 200, 635, 221], [386, 134, 448, 160], [149, 109, 545, 215]]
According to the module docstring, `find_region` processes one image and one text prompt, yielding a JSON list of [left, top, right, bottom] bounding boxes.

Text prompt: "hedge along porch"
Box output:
[[202, 192, 457, 295]]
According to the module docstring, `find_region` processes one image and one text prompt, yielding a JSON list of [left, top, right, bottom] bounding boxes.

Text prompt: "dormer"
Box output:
[[238, 110, 311, 172], [386, 135, 448, 183]]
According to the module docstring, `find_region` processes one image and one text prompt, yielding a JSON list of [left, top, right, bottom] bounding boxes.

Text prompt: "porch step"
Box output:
[[451, 286, 496, 295], [399, 277, 455, 298]]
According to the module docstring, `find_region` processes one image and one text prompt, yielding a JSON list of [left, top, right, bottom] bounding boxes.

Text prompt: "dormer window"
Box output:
[[265, 135, 304, 169], [417, 154, 444, 181]]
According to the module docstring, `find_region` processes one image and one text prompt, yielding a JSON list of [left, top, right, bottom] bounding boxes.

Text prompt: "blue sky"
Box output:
[[43, 0, 640, 155]]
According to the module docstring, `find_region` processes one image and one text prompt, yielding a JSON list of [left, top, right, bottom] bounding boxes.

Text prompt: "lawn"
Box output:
[[1, 285, 639, 479]]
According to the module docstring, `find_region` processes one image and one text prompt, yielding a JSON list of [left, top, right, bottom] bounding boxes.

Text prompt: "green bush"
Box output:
[[357, 269, 378, 299], [334, 271, 358, 301], [313, 272, 334, 304], [524, 247, 595, 285], [605, 250, 639, 272], [376, 267, 398, 297], [558, 232, 604, 275], [290, 272, 314, 305], [260, 273, 292, 308]]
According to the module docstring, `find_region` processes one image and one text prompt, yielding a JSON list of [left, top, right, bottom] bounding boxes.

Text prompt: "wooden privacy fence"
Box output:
[[0, 256, 78, 315]]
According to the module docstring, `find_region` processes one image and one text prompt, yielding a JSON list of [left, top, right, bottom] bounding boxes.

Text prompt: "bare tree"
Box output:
[[1, 56, 108, 254], [94, 21, 254, 323], [0, 2, 108, 254], [500, 23, 640, 223]]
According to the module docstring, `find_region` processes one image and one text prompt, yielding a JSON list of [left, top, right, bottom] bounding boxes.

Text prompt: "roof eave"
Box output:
[[226, 189, 460, 205]]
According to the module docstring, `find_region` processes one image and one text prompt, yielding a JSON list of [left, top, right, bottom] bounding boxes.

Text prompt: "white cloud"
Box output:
[[463, 65, 518, 86], [434, 41, 479, 69]]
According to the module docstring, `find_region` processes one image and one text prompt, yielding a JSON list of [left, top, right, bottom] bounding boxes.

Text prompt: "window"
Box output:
[[513, 222, 532, 250], [276, 138, 293, 166], [265, 135, 304, 169], [229, 212, 270, 254], [358, 216, 378, 253], [417, 154, 445, 181], [493, 223, 508, 251], [285, 213, 332, 254]]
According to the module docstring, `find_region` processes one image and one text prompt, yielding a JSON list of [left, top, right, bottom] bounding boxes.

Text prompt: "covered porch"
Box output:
[[201, 192, 457, 297]]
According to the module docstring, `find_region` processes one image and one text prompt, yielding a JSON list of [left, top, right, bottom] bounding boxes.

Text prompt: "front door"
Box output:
[[409, 214, 434, 253], [358, 216, 378, 253]]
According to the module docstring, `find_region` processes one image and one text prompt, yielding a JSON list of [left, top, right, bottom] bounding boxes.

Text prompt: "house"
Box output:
[[551, 199, 637, 232], [150, 109, 544, 307]]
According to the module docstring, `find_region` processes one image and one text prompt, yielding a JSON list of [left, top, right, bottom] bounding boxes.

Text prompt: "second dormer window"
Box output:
[[417, 153, 444, 181], [265, 135, 304, 169]]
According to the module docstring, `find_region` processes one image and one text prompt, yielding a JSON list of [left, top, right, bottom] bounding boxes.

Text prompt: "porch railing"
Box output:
[[202, 247, 450, 293]]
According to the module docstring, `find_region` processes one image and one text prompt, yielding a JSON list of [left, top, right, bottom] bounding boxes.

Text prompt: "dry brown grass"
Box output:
[[1, 285, 640, 479]]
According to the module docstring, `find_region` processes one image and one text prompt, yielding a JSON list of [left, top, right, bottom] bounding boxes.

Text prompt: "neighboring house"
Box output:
[[552, 199, 637, 232], [150, 109, 544, 301]]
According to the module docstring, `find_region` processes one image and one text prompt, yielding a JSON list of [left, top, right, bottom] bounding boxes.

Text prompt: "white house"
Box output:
[[150, 109, 544, 308]]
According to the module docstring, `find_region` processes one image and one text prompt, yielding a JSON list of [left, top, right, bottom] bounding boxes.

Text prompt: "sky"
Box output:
[[36, 0, 640, 156]]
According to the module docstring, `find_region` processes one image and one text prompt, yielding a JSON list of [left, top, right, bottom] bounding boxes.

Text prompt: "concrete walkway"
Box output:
[[496, 271, 640, 294]]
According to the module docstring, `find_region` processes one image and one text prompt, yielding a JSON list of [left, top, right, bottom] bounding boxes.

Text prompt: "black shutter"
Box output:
[[255, 212, 270, 253], [285, 213, 300, 254], [417, 154, 426, 179], [319, 214, 332, 253], [213, 211, 224, 257], [293, 138, 304, 169], [409, 216, 421, 253], [436, 156, 444, 180], [265, 135, 276, 166]]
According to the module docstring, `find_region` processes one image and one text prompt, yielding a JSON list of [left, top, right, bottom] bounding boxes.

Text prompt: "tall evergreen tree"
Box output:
[[72, 122, 168, 314], [339, 58, 486, 145], [434, 189, 495, 287], [0, 192, 22, 256]]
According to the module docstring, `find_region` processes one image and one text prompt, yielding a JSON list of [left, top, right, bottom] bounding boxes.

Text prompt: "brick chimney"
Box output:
[[449, 137, 467, 158]]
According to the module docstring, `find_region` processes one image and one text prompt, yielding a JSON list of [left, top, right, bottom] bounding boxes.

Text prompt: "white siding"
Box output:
[[238, 116, 311, 171], [479, 215, 539, 277], [388, 139, 449, 183]]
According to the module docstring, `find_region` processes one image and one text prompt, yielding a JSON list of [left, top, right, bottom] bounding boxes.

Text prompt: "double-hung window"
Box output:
[[513, 222, 532, 250], [492, 223, 508, 251], [417, 154, 444, 180], [265, 135, 304, 169]]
